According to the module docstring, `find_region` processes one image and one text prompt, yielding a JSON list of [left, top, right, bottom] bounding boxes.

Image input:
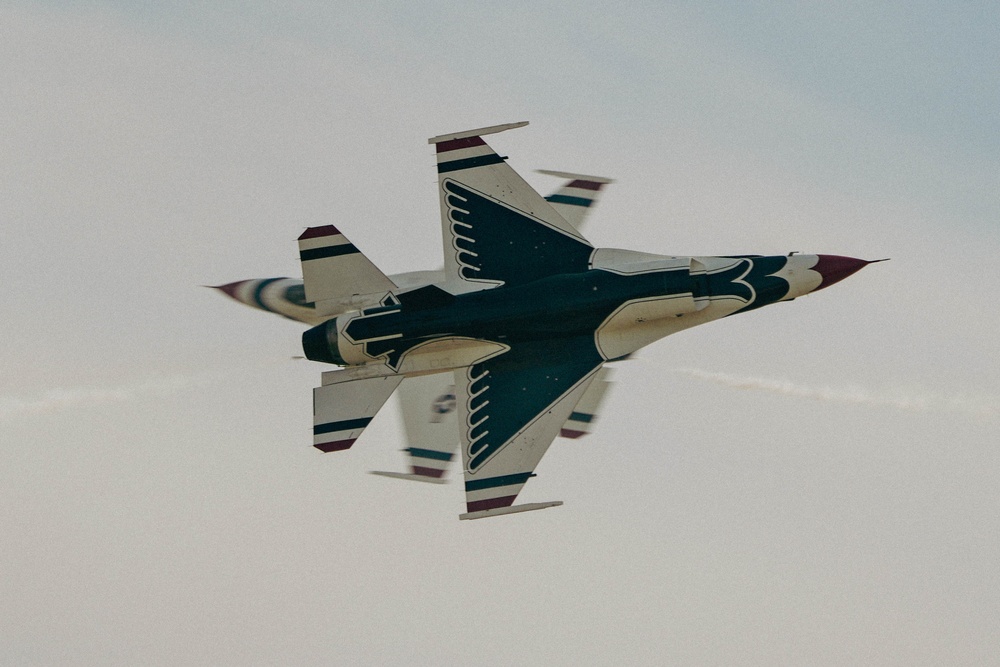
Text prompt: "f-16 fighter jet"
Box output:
[[214, 169, 617, 483], [287, 121, 882, 519]]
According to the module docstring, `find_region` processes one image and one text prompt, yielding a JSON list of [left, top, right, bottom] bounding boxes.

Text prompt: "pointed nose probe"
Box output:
[[811, 255, 887, 292], [209, 281, 249, 301]]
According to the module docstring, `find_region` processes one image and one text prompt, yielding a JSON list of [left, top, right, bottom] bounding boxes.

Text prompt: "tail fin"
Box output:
[[298, 226, 398, 316]]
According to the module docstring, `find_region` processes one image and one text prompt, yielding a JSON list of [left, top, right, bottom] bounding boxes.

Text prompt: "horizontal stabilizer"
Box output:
[[312, 374, 403, 452], [460, 501, 563, 521], [370, 470, 448, 485], [298, 226, 397, 315]]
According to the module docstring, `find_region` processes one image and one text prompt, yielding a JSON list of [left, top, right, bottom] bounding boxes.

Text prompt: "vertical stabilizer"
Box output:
[[298, 226, 398, 316]]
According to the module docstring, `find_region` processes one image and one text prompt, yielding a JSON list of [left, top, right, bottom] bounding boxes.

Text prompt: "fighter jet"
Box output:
[[284, 121, 881, 520], [213, 169, 617, 483]]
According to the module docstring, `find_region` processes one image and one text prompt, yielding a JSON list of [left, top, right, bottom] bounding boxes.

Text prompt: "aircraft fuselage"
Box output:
[[302, 252, 840, 372]]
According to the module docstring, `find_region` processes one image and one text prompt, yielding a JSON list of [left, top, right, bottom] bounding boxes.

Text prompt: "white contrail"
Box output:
[[673, 367, 999, 419], [0, 374, 213, 423]]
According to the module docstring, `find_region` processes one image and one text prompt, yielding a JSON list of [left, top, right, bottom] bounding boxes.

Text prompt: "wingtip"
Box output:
[[369, 471, 448, 485], [459, 501, 563, 521], [298, 225, 341, 240], [428, 121, 529, 145], [536, 169, 616, 184]]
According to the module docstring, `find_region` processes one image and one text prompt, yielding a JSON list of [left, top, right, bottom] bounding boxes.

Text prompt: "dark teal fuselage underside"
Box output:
[[302, 255, 791, 368]]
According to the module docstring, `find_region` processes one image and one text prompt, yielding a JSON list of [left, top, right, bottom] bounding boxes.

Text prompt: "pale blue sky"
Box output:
[[91, 1, 999, 215], [3, 2, 998, 665]]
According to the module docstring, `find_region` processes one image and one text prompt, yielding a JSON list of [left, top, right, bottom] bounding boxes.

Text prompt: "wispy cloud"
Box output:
[[0, 374, 212, 424], [674, 367, 999, 419]]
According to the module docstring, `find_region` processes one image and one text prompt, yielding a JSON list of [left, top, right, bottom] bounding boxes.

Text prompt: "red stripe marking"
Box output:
[[466, 495, 517, 513], [412, 466, 445, 478], [567, 180, 604, 191], [314, 438, 356, 453], [559, 429, 587, 439], [298, 225, 341, 240], [436, 136, 486, 154]]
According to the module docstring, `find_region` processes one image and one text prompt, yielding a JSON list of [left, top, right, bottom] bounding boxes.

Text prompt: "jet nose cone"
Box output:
[[210, 280, 247, 300], [812, 255, 880, 291]]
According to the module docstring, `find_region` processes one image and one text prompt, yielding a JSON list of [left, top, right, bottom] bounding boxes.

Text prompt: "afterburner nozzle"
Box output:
[[302, 320, 346, 365]]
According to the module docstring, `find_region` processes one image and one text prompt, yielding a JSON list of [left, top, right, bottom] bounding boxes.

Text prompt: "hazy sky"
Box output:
[[3, 2, 998, 665]]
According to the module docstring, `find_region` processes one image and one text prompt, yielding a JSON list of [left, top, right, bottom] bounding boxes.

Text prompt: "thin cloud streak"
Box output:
[[0, 374, 212, 423], [673, 367, 998, 419]]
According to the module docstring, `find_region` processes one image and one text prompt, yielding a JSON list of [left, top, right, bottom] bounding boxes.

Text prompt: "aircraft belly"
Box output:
[[395, 338, 510, 376], [594, 294, 697, 359], [594, 294, 746, 359]]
